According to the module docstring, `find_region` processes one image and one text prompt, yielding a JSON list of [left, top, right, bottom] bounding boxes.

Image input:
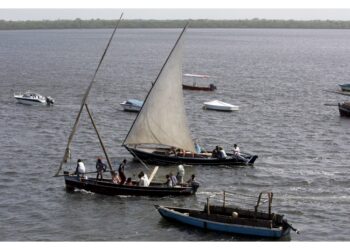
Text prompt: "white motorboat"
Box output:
[[14, 91, 54, 105], [203, 100, 239, 112], [120, 99, 143, 112]]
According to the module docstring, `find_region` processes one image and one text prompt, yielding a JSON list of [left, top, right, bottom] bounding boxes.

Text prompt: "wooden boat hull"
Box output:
[[155, 205, 291, 239], [182, 84, 216, 91], [64, 176, 198, 196], [338, 102, 350, 117], [125, 147, 258, 166]]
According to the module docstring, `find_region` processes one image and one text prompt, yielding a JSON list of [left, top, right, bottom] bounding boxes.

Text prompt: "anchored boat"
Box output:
[[182, 73, 217, 91], [155, 191, 299, 239], [120, 99, 143, 112], [14, 91, 54, 105]]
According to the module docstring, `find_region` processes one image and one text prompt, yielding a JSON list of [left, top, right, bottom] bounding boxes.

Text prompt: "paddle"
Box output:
[[148, 166, 159, 183]]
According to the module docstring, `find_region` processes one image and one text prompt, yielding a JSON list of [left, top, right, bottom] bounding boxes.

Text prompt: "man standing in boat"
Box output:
[[95, 158, 107, 180], [75, 159, 86, 179]]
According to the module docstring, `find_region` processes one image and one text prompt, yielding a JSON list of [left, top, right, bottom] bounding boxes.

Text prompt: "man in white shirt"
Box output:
[[76, 159, 86, 179], [233, 144, 240, 156]]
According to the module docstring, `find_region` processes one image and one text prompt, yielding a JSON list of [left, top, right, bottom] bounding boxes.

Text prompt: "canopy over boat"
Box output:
[[184, 73, 210, 78], [123, 24, 195, 153]]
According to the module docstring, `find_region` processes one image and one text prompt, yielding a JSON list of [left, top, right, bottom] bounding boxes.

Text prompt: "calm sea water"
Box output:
[[1, 28, 350, 241]]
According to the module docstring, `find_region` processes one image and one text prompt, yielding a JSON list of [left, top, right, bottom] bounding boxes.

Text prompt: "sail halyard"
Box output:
[[54, 13, 124, 176], [123, 23, 195, 153]]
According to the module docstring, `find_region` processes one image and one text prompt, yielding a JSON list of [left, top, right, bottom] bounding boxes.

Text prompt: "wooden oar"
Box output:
[[148, 166, 159, 183]]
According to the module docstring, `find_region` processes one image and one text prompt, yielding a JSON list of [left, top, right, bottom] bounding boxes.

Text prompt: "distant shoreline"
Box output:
[[2, 19, 350, 30]]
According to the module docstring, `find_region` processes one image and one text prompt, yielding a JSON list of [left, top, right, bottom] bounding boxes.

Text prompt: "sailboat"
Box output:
[[122, 25, 257, 166], [54, 17, 199, 196]]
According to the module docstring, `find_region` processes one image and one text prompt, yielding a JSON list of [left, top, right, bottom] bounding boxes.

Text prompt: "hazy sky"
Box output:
[[2, 1, 350, 21]]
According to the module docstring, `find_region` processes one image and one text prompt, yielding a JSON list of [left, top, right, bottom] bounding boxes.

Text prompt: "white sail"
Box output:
[[123, 27, 195, 152]]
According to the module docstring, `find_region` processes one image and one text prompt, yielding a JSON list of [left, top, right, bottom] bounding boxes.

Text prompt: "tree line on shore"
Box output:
[[1, 18, 350, 30]]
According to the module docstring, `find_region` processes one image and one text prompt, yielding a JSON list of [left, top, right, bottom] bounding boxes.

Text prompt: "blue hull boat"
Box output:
[[339, 83, 350, 92], [155, 192, 298, 239]]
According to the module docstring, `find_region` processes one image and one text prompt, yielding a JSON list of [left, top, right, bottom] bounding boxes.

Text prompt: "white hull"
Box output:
[[14, 96, 47, 105], [203, 100, 239, 112], [14, 91, 54, 105]]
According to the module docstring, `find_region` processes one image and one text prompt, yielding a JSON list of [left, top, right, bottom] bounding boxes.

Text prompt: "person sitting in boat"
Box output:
[[176, 148, 185, 157], [75, 159, 86, 179], [164, 175, 173, 187], [187, 174, 197, 185], [212, 146, 219, 158], [138, 171, 150, 187], [176, 164, 185, 184], [233, 144, 241, 156], [169, 147, 176, 156], [170, 172, 178, 186], [111, 171, 121, 184], [218, 146, 227, 159], [118, 159, 127, 185], [125, 177, 133, 186], [194, 140, 202, 154], [95, 158, 107, 180]]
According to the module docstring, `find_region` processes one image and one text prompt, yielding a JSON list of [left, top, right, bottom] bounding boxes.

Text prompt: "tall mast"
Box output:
[[54, 13, 123, 176]]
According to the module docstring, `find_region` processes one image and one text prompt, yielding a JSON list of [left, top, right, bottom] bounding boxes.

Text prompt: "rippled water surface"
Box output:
[[1, 28, 350, 241]]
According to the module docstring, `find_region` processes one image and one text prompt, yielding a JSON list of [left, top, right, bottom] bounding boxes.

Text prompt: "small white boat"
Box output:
[[14, 91, 54, 105], [203, 100, 239, 112], [120, 99, 143, 112]]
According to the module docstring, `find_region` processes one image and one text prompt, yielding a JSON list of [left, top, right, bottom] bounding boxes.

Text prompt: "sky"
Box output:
[[1, 0, 350, 21]]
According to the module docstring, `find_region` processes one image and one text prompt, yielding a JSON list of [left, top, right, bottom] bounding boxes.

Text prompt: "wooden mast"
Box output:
[[84, 104, 113, 173], [54, 13, 123, 176]]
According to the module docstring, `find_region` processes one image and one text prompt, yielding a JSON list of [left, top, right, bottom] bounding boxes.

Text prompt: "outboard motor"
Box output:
[[209, 84, 217, 90], [46, 96, 55, 105]]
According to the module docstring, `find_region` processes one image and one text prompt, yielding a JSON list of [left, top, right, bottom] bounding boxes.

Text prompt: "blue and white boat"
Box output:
[[155, 191, 298, 239], [120, 99, 143, 112], [339, 83, 350, 92], [14, 91, 54, 105]]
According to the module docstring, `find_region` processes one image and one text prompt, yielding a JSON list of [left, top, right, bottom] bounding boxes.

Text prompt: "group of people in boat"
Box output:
[[168, 143, 243, 160], [164, 164, 197, 187], [74, 158, 198, 188]]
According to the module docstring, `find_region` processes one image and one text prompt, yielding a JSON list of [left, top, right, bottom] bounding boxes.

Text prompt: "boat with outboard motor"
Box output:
[[182, 73, 216, 91], [14, 91, 54, 105], [203, 100, 239, 112]]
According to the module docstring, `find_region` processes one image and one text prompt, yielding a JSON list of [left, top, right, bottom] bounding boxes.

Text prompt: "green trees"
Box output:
[[1, 19, 350, 30]]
